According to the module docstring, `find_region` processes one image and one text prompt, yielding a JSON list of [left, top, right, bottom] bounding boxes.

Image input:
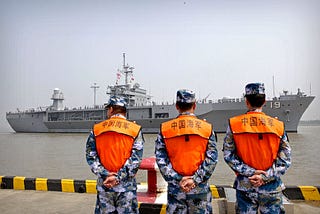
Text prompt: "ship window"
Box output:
[[155, 113, 169, 118]]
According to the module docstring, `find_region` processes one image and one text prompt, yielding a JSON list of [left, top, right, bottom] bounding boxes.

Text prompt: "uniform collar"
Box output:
[[110, 114, 126, 119], [247, 108, 263, 113], [179, 112, 195, 116]]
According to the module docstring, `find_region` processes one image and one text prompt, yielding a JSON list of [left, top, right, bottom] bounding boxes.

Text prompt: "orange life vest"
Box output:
[[229, 112, 284, 170], [161, 115, 212, 176], [94, 117, 141, 172]]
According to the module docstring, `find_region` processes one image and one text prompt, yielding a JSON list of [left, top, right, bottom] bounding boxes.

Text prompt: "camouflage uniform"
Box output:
[[86, 114, 144, 214], [155, 112, 218, 214], [223, 83, 291, 214]]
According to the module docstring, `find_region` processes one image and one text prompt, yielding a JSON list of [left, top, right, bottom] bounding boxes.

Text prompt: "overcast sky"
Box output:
[[1, 0, 319, 132]]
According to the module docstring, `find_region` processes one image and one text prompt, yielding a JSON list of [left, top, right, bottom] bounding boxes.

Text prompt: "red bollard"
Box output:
[[138, 156, 167, 203], [139, 156, 157, 193]]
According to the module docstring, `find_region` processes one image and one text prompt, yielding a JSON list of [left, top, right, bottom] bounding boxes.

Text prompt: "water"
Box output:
[[0, 126, 319, 186]]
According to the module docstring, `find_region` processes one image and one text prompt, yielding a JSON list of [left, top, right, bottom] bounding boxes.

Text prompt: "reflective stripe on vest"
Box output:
[[94, 117, 141, 172], [229, 112, 284, 170], [161, 115, 212, 176]]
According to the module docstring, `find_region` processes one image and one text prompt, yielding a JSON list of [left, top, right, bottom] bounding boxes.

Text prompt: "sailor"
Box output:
[[155, 89, 218, 213], [86, 95, 144, 214], [223, 83, 292, 214]]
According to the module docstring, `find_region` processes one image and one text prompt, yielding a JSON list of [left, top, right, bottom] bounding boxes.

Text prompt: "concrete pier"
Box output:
[[1, 189, 320, 214], [1, 156, 319, 213]]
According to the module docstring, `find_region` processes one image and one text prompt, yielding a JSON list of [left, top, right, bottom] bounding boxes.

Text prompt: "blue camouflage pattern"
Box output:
[[86, 115, 144, 213], [167, 190, 213, 214], [95, 190, 139, 213], [105, 95, 128, 108], [176, 89, 196, 103], [155, 113, 218, 213], [223, 122, 291, 214], [236, 190, 285, 214], [245, 83, 265, 95]]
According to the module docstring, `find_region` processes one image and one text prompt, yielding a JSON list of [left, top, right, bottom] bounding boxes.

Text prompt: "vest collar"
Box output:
[[246, 111, 265, 116]]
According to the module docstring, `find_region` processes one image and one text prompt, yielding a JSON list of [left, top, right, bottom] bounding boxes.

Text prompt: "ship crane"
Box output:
[[202, 93, 211, 103]]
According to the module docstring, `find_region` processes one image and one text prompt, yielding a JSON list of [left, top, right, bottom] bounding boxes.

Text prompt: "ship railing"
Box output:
[[88, 116, 104, 120], [47, 105, 105, 112], [217, 98, 244, 103], [7, 109, 39, 114], [278, 95, 300, 101]]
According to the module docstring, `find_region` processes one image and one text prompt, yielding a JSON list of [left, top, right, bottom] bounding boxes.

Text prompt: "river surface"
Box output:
[[0, 126, 319, 186]]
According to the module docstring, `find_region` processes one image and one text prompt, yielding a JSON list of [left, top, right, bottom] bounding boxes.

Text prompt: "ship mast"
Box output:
[[272, 75, 276, 98], [91, 83, 99, 107], [122, 53, 134, 85]]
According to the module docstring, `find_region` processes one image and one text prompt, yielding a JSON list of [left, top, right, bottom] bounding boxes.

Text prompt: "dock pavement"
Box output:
[[1, 189, 320, 214]]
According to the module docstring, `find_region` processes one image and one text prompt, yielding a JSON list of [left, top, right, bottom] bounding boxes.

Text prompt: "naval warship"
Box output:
[[6, 54, 315, 133]]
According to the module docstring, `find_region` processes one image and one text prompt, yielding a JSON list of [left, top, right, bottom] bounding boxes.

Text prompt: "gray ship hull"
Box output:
[[6, 111, 49, 132], [6, 94, 315, 133]]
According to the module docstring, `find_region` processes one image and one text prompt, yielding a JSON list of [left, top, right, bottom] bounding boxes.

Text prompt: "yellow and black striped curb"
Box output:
[[1, 176, 319, 201], [0, 176, 227, 197], [0, 176, 96, 194], [283, 185, 320, 201]]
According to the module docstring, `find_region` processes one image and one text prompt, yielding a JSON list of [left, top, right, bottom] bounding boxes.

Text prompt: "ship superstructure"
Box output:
[[106, 53, 152, 107], [6, 55, 315, 133]]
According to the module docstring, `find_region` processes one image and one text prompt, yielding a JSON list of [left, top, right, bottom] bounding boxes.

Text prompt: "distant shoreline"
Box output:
[[299, 120, 320, 126]]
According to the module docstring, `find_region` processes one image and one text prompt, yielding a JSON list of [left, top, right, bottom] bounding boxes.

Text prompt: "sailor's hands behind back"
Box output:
[[179, 176, 196, 193], [103, 172, 119, 189]]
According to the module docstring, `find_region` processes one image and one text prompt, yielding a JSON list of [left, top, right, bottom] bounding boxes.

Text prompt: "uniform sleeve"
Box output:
[[155, 133, 183, 182], [263, 132, 291, 183], [223, 125, 256, 177], [116, 130, 144, 181], [85, 131, 109, 179], [192, 131, 218, 185]]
